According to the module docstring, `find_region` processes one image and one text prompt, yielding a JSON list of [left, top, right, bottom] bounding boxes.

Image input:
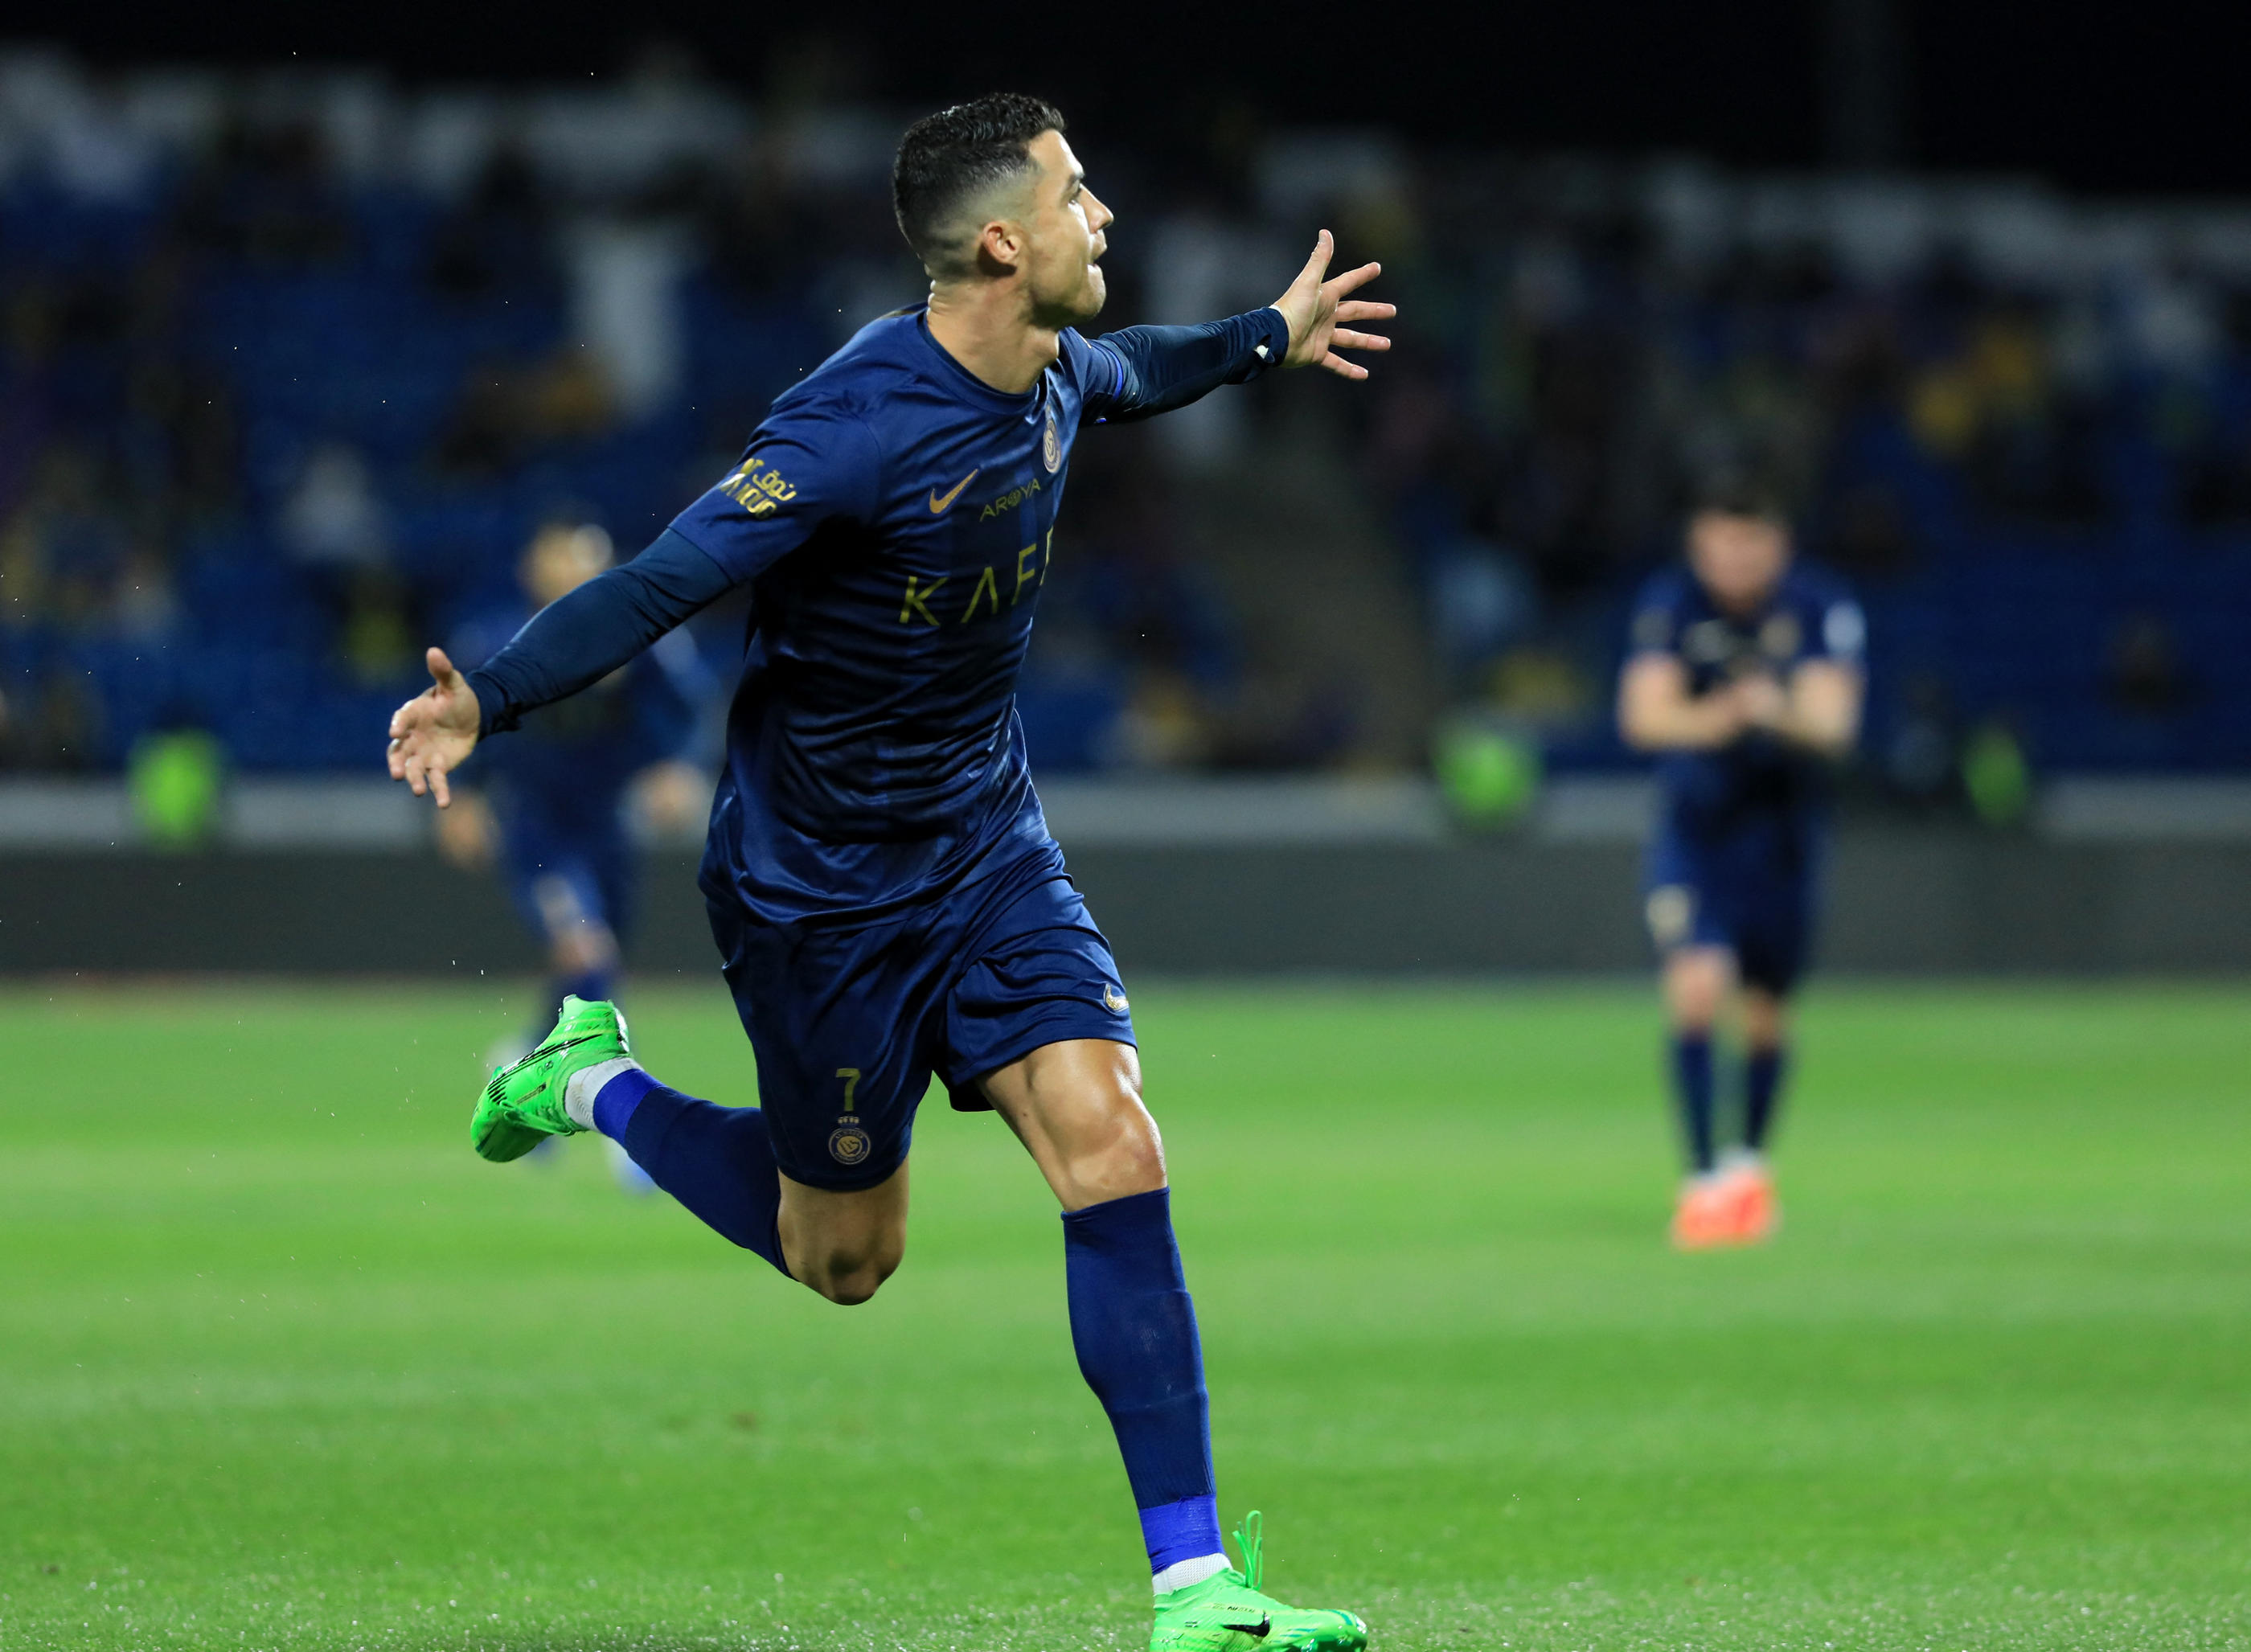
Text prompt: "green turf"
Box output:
[[2, 978, 2247, 1650]]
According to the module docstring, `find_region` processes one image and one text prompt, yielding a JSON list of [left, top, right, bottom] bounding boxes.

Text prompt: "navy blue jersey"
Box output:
[[1627, 561, 1865, 834], [463, 302, 1288, 926], [449, 301, 1286, 1167], [662, 305, 1284, 924]]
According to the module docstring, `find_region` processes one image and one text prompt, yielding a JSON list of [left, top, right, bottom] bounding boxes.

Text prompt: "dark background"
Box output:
[[29, 0, 2251, 195], [12, 834, 2251, 974]]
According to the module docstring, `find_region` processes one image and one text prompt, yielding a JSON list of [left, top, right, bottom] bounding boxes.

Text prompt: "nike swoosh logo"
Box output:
[[929, 469, 979, 514], [1220, 1617, 1272, 1638]]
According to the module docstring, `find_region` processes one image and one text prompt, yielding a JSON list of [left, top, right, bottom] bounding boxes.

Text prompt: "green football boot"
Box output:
[[469, 995, 632, 1162], [1150, 1513, 1367, 1652]]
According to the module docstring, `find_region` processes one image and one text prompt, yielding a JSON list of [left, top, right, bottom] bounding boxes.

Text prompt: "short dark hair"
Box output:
[[892, 93, 1066, 279], [1686, 468, 1790, 525], [532, 500, 605, 538]]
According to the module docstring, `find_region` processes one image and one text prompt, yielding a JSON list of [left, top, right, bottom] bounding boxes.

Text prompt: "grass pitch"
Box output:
[[1, 978, 2246, 1651]]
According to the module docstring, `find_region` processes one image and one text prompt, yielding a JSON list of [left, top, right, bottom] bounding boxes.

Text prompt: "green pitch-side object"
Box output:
[[129, 728, 226, 848], [469, 995, 630, 1162], [1963, 719, 2032, 828], [1149, 1513, 1367, 1652], [1433, 714, 1542, 830]]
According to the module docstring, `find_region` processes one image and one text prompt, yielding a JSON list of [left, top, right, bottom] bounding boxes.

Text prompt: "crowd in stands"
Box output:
[[2, 49, 2248, 789], [1362, 150, 2251, 784]]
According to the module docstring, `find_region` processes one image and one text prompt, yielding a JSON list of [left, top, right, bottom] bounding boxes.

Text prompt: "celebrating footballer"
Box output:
[[389, 94, 1391, 1651]]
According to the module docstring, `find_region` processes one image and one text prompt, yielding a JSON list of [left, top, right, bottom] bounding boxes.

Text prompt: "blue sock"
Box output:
[[555, 968, 615, 1010], [1671, 1033, 1716, 1173], [595, 1069, 789, 1277], [1744, 1045, 1788, 1153], [1061, 1188, 1224, 1579]]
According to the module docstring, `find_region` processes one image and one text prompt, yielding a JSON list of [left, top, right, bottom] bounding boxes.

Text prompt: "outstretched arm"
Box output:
[[1085, 230, 1393, 420], [387, 408, 879, 809], [386, 529, 733, 806], [466, 531, 732, 736], [1089, 309, 1293, 421]]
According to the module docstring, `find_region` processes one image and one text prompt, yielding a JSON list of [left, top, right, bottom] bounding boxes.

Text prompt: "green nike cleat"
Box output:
[[469, 995, 632, 1162], [1150, 1513, 1367, 1652]]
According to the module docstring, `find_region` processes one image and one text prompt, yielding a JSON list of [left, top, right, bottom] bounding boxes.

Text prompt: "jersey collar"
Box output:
[[910, 307, 1049, 417]]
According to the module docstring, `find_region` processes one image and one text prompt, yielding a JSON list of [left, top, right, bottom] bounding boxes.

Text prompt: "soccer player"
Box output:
[[1617, 476, 1865, 1249], [435, 514, 711, 1188], [386, 95, 1389, 1650]]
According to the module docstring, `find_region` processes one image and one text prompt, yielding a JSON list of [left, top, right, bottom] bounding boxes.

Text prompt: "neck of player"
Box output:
[[925, 277, 1060, 396]]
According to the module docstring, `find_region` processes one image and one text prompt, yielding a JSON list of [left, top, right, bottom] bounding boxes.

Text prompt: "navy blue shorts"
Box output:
[[704, 859, 1137, 1191], [1642, 822, 1819, 994], [500, 800, 633, 945]]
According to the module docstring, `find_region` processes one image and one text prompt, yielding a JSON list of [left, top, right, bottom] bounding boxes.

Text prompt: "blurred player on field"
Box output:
[[1618, 475, 1865, 1248], [438, 514, 713, 1184]]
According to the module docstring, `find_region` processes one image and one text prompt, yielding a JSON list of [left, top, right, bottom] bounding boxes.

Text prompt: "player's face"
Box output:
[[523, 526, 613, 605], [1020, 129, 1112, 326], [1687, 510, 1790, 612]]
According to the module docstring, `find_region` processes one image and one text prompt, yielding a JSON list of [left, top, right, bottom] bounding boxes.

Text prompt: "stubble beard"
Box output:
[[1068, 269, 1107, 327], [1029, 260, 1105, 332]]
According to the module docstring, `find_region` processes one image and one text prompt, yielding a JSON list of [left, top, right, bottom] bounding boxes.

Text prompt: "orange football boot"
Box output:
[[1669, 1176, 1740, 1249], [1725, 1158, 1779, 1244]]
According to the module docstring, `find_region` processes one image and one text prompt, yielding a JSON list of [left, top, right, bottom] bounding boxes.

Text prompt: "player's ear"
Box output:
[[974, 216, 1026, 277]]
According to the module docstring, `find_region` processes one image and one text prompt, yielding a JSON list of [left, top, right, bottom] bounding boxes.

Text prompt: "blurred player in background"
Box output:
[[390, 95, 1388, 1650], [1618, 477, 1865, 1248], [439, 514, 712, 1186]]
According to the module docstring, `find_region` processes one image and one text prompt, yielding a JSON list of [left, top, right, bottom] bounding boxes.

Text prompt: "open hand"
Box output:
[[1273, 229, 1395, 379], [387, 646, 481, 809]]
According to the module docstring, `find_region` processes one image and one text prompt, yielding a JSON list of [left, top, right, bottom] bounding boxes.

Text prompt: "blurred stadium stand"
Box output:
[[4, 49, 2251, 789], [3, 51, 2251, 974]]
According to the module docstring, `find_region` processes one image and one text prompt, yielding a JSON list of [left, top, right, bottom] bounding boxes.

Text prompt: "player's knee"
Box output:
[[1664, 950, 1728, 1027], [796, 1234, 904, 1306], [806, 1266, 884, 1306], [1108, 1106, 1166, 1187], [1743, 996, 1788, 1050], [550, 923, 617, 974], [1070, 1087, 1167, 1207]]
